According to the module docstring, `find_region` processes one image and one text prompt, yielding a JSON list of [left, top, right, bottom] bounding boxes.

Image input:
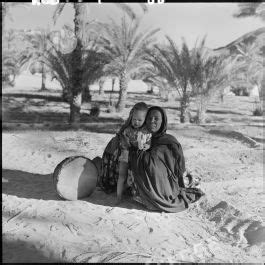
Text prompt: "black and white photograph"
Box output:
[[2, 1, 265, 263]]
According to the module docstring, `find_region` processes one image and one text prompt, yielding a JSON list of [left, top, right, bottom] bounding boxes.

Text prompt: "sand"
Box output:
[[2, 128, 264, 263], [2, 74, 264, 262]]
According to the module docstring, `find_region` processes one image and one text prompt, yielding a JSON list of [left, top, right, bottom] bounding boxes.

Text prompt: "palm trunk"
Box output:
[[41, 63, 46, 90], [70, 40, 83, 124], [112, 78, 115, 91], [82, 84, 91, 102], [256, 82, 262, 101], [62, 86, 71, 103], [70, 92, 82, 126], [196, 96, 207, 124], [116, 70, 128, 112], [147, 82, 154, 94], [180, 92, 189, 123], [99, 78, 105, 95], [109, 78, 115, 106], [150, 84, 154, 94], [69, 3, 85, 125], [160, 84, 169, 100]]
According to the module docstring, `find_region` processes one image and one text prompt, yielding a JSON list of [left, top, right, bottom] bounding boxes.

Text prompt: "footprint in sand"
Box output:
[[50, 225, 58, 232], [63, 223, 79, 236], [206, 201, 265, 247]]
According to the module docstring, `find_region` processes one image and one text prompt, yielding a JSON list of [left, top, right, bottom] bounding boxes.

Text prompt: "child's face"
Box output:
[[131, 110, 147, 129]]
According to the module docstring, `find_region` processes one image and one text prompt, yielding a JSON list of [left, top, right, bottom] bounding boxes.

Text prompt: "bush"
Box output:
[[231, 86, 249, 96], [242, 90, 249, 96], [253, 106, 263, 116], [90, 105, 100, 117], [106, 102, 116, 113]]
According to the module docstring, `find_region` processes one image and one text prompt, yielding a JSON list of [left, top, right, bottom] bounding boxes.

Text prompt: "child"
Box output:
[[116, 102, 151, 204]]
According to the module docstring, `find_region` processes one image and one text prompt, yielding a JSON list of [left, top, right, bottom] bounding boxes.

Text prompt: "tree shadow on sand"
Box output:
[[2, 122, 123, 135], [2, 169, 145, 211], [3, 109, 124, 124], [2, 238, 61, 263], [206, 109, 245, 116], [2, 169, 58, 200]]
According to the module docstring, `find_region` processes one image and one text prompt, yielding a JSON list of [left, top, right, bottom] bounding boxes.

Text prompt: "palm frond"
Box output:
[[115, 3, 136, 20], [138, 3, 148, 13], [233, 2, 262, 19], [53, 3, 66, 25]]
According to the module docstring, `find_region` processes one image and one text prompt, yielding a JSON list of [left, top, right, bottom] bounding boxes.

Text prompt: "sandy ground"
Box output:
[[2, 75, 265, 262], [2, 128, 264, 263]]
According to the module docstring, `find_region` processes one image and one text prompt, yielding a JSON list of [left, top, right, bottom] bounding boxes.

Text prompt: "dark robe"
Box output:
[[129, 106, 204, 213], [99, 105, 146, 193]]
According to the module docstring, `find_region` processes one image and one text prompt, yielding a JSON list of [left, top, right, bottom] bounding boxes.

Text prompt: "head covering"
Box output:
[[146, 106, 167, 138], [117, 108, 134, 135], [117, 102, 148, 135], [147, 106, 181, 147]]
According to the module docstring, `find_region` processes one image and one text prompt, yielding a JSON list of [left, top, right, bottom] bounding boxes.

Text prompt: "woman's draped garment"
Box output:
[[130, 134, 204, 213]]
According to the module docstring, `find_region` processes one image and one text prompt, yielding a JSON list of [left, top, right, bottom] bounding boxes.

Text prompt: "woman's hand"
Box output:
[[183, 170, 201, 188]]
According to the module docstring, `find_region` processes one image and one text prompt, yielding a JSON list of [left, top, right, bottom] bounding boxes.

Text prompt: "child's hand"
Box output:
[[137, 132, 146, 150], [142, 143, 150, 151]]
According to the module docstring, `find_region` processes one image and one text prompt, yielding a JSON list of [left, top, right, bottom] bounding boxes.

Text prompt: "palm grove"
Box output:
[[2, 3, 264, 126]]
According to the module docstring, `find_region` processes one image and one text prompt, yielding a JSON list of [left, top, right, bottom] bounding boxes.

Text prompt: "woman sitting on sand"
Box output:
[[128, 106, 204, 212], [99, 105, 204, 212]]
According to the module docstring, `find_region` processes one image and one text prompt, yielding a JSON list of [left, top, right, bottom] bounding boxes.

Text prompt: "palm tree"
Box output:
[[22, 28, 53, 90], [2, 29, 17, 87], [37, 37, 107, 109], [98, 77, 106, 96], [3, 29, 16, 51], [98, 16, 159, 112], [233, 2, 265, 22], [2, 53, 20, 87], [189, 42, 228, 123], [146, 37, 228, 123], [53, 3, 148, 124], [132, 64, 167, 95], [2, 4, 29, 86], [230, 41, 263, 96], [228, 40, 264, 114], [145, 37, 194, 122]]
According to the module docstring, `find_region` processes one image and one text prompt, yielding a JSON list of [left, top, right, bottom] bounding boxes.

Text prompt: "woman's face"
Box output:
[[146, 109, 163, 133]]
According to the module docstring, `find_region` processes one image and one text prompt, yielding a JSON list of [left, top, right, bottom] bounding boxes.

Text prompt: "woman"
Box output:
[[128, 106, 204, 213]]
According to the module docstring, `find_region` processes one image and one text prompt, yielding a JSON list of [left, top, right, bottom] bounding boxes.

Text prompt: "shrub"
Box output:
[[253, 106, 263, 116], [90, 105, 100, 117], [242, 90, 249, 96], [106, 103, 116, 113]]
